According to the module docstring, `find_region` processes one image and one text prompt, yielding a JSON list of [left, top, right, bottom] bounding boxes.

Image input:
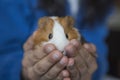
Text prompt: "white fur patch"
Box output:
[[43, 17, 69, 54]]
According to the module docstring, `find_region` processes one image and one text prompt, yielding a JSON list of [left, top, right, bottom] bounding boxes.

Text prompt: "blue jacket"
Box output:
[[0, 0, 111, 80]]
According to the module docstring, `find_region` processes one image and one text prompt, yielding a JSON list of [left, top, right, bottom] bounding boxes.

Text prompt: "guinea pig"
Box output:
[[33, 16, 83, 55]]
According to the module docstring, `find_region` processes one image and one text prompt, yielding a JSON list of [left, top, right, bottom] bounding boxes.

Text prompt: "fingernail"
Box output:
[[63, 78, 71, 80], [65, 45, 76, 57], [44, 44, 55, 53], [46, 46, 53, 52], [68, 59, 74, 66], [62, 70, 69, 77], [53, 52, 61, 60], [60, 56, 68, 65], [71, 39, 81, 46], [68, 58, 74, 68], [70, 39, 78, 45], [83, 44, 90, 49]]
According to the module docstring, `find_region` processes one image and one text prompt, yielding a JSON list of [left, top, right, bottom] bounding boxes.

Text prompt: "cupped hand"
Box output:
[[22, 32, 71, 80], [65, 39, 97, 80]]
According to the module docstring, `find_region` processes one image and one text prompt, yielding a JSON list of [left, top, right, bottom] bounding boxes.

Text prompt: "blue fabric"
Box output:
[[0, 0, 36, 80], [81, 25, 109, 80], [0, 0, 111, 80]]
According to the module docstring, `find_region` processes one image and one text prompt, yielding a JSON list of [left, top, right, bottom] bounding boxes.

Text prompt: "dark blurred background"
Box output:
[[106, 0, 120, 79]]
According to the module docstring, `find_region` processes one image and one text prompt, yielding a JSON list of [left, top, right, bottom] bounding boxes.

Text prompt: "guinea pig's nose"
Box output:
[[61, 51, 66, 55], [61, 51, 64, 53]]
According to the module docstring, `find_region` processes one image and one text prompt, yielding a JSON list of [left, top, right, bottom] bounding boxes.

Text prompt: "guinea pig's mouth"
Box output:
[[61, 51, 64, 53], [61, 50, 66, 55]]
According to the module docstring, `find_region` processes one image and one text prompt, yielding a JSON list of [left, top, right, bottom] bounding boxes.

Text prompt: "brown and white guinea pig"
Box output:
[[33, 16, 84, 55]]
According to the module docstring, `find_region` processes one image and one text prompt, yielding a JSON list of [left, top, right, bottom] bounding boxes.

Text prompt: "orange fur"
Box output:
[[58, 16, 80, 40], [33, 16, 80, 47], [34, 17, 54, 46]]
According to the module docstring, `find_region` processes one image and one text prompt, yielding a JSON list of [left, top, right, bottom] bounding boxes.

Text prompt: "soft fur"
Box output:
[[33, 16, 81, 53]]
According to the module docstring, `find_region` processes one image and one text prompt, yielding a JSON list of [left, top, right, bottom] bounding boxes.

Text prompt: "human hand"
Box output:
[[65, 39, 97, 80], [22, 32, 71, 80]]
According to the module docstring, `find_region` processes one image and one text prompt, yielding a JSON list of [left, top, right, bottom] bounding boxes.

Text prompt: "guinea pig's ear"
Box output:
[[38, 17, 49, 28], [64, 16, 74, 26]]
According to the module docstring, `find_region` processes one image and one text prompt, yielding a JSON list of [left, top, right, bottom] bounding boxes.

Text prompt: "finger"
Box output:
[[22, 50, 35, 68], [83, 43, 96, 53], [63, 77, 71, 80], [65, 43, 77, 57], [32, 43, 57, 60], [62, 70, 70, 78], [31, 50, 63, 77], [67, 58, 80, 80], [73, 52, 89, 78], [53, 70, 70, 80], [80, 72, 91, 80], [70, 39, 81, 50], [43, 43, 57, 54], [83, 43, 97, 57], [54, 71, 63, 80], [41, 56, 68, 80], [79, 47, 97, 74], [23, 44, 57, 67], [23, 31, 36, 52]]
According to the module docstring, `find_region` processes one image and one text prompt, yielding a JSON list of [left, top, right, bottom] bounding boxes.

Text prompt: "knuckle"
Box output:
[[56, 62, 65, 68], [81, 72, 91, 80], [56, 77, 62, 80], [56, 73, 63, 80], [79, 64, 88, 76], [53, 66, 62, 74], [22, 56, 30, 68], [68, 66, 77, 77], [33, 63, 47, 75], [49, 68, 60, 77], [33, 49, 47, 60], [43, 74, 53, 80], [27, 68, 36, 80], [88, 60, 98, 74], [70, 71, 79, 79], [46, 72, 55, 79], [22, 52, 35, 68]]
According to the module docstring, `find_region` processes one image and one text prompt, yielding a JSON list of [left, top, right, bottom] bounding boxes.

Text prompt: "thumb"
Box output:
[[23, 31, 37, 52]]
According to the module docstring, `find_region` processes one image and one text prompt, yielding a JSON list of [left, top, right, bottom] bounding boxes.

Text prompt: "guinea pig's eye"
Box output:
[[49, 33, 53, 39], [66, 34, 69, 39]]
